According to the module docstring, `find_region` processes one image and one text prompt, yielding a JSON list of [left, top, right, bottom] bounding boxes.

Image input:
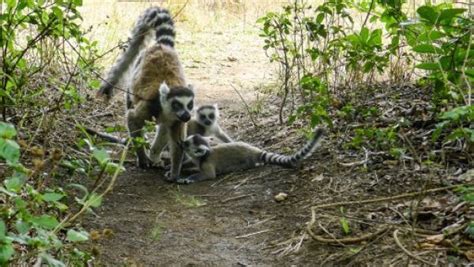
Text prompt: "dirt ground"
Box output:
[[85, 21, 472, 266]]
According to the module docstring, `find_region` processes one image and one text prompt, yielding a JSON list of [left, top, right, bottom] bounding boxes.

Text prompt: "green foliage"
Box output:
[[0, 0, 100, 119], [0, 122, 125, 265], [258, 1, 472, 157]]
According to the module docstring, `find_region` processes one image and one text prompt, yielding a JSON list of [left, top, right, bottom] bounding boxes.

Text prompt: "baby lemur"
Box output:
[[177, 128, 325, 184], [97, 7, 194, 181], [187, 104, 233, 143]]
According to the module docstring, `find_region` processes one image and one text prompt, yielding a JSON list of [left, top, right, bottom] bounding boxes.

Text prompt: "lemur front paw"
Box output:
[[164, 171, 177, 182]]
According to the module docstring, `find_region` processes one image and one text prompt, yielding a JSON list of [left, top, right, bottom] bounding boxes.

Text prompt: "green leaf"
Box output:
[[40, 253, 66, 267], [418, 30, 444, 42], [88, 193, 102, 208], [31, 215, 59, 230], [92, 148, 110, 166], [15, 220, 30, 235], [0, 220, 5, 239], [0, 138, 20, 164], [0, 243, 14, 264], [0, 122, 17, 139], [42, 193, 64, 202], [105, 162, 125, 175], [438, 8, 466, 22], [417, 6, 439, 24], [368, 29, 382, 45], [88, 79, 101, 90], [66, 229, 89, 242], [415, 62, 440, 70], [4, 174, 25, 192], [413, 44, 442, 54], [340, 218, 351, 235], [359, 27, 369, 43]]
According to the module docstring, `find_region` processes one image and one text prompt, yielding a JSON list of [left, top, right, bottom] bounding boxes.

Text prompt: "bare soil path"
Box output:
[[87, 27, 308, 265]]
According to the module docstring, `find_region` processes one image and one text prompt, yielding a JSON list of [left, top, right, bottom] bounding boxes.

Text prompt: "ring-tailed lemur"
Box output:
[[187, 104, 233, 143], [177, 128, 325, 184], [97, 7, 194, 181]]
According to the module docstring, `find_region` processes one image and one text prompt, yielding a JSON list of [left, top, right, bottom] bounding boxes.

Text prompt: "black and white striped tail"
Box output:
[[259, 128, 324, 168], [98, 7, 175, 98]]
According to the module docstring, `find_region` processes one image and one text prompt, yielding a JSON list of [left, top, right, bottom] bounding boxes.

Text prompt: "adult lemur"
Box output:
[[177, 128, 325, 184], [97, 7, 194, 181]]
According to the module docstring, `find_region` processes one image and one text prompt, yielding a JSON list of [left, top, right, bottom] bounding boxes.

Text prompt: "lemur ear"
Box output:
[[159, 82, 170, 96], [187, 84, 194, 91], [213, 103, 218, 109]]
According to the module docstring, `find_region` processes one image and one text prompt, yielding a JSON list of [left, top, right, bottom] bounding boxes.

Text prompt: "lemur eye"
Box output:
[[209, 113, 215, 120], [187, 102, 193, 110], [199, 114, 206, 120], [171, 101, 183, 111]]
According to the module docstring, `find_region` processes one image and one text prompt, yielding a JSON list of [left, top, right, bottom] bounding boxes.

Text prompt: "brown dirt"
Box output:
[[85, 23, 472, 266]]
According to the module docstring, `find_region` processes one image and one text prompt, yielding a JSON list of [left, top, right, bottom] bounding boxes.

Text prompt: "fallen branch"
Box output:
[[307, 224, 390, 245], [309, 184, 463, 211], [393, 229, 436, 266], [83, 126, 127, 145]]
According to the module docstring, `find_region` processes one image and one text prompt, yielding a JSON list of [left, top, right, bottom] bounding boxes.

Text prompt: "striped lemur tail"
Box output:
[[259, 128, 325, 168], [97, 7, 176, 98]]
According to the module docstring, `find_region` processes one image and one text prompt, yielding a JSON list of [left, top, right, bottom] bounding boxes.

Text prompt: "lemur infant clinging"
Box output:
[[177, 128, 325, 184], [96, 7, 194, 181]]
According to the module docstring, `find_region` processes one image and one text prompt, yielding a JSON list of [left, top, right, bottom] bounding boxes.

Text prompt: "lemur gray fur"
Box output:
[[97, 7, 194, 181], [187, 104, 233, 143], [177, 128, 325, 184]]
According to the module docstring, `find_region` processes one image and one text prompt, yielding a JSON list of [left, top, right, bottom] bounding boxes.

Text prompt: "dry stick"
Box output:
[[306, 184, 467, 244], [309, 184, 463, 211], [230, 83, 259, 128], [307, 224, 390, 245], [171, 0, 191, 20], [235, 229, 271, 239], [220, 194, 253, 203], [393, 229, 436, 266]]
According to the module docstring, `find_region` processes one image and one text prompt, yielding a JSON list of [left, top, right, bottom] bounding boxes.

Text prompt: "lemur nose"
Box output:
[[180, 112, 191, 122]]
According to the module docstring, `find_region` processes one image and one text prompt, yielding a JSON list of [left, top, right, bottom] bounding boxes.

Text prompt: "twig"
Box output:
[[339, 147, 369, 167], [83, 126, 127, 145], [220, 194, 253, 203], [393, 229, 436, 266], [361, 0, 375, 30], [171, 0, 191, 20], [307, 223, 390, 245], [229, 83, 259, 128], [235, 229, 271, 239]]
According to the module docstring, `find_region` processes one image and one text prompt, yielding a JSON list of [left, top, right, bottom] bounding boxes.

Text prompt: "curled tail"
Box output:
[[259, 127, 325, 168], [98, 7, 176, 98]]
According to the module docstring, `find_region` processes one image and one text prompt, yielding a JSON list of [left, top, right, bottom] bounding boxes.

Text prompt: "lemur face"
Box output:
[[160, 82, 194, 122], [196, 104, 219, 127], [182, 135, 210, 159]]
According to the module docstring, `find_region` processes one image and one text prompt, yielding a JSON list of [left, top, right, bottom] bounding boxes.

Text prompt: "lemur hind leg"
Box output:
[[149, 125, 168, 166], [127, 101, 152, 168]]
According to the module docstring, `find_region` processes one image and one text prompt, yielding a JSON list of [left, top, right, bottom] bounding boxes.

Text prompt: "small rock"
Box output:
[[274, 192, 288, 202]]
